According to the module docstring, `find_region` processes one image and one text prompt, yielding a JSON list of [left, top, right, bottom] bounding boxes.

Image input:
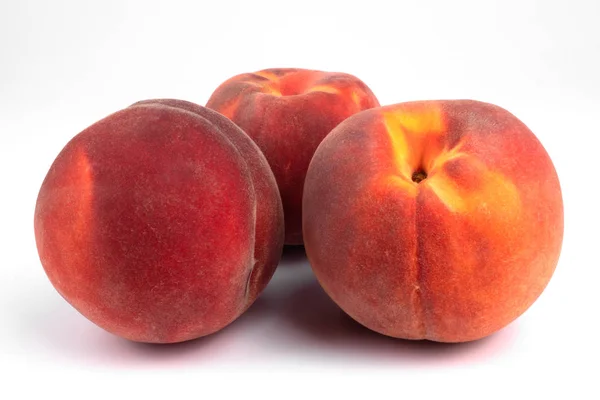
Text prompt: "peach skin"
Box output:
[[34, 99, 284, 343], [302, 100, 563, 343], [206, 68, 380, 244]]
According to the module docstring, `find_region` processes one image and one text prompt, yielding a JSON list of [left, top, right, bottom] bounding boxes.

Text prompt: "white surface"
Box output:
[[0, 0, 599, 398]]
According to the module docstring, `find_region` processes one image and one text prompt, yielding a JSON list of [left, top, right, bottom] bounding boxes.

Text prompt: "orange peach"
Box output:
[[34, 99, 284, 343], [206, 68, 380, 244], [303, 100, 563, 342]]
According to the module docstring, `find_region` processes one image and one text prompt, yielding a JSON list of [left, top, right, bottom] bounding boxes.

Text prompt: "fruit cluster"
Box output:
[[34, 68, 563, 344]]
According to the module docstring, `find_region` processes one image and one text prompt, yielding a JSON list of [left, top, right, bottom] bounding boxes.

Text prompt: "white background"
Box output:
[[1, 0, 599, 398]]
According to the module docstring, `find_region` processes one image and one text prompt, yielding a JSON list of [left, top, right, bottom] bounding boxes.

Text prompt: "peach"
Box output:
[[34, 99, 284, 343], [206, 68, 380, 244], [303, 100, 563, 342]]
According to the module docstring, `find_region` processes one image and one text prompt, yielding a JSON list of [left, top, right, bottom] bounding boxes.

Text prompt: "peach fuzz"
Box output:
[[206, 68, 380, 244], [34, 99, 284, 343], [303, 100, 563, 342]]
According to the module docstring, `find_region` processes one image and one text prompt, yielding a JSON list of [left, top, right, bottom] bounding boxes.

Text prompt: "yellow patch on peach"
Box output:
[[351, 91, 361, 106], [427, 144, 467, 172], [304, 85, 340, 94], [383, 106, 447, 178], [386, 106, 445, 136], [384, 113, 414, 178], [426, 158, 521, 220], [262, 85, 282, 96], [254, 70, 279, 81]]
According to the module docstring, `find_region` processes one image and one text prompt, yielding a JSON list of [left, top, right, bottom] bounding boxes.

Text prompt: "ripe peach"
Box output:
[[206, 68, 380, 244], [34, 99, 284, 343], [303, 100, 563, 342]]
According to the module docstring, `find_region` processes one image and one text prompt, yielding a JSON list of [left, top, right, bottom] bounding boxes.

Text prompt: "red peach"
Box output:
[[303, 100, 563, 342], [34, 99, 284, 343], [207, 68, 380, 244]]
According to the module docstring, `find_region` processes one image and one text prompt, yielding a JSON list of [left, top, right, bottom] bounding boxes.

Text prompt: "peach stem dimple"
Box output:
[[411, 169, 428, 183]]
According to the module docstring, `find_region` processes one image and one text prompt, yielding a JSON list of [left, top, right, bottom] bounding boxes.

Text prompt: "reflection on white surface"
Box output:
[[11, 246, 518, 369]]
